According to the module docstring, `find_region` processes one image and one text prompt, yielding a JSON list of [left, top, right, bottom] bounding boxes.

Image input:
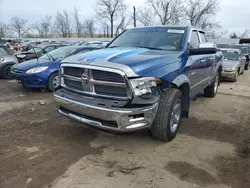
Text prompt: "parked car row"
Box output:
[[218, 40, 250, 82], [71, 40, 111, 48], [0, 39, 110, 80]]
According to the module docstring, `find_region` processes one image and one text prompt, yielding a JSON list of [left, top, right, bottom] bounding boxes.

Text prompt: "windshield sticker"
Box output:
[[168, 29, 185, 34]]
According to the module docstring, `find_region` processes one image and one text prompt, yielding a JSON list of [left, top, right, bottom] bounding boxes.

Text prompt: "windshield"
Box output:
[[108, 28, 185, 51], [222, 51, 239, 61], [233, 45, 249, 54], [40, 46, 76, 60], [28, 47, 42, 53], [0, 46, 11, 56]]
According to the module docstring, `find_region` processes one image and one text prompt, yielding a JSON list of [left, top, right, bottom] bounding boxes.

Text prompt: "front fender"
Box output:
[[172, 74, 190, 87]]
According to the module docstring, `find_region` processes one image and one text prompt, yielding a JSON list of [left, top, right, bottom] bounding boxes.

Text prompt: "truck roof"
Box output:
[[129, 25, 205, 32]]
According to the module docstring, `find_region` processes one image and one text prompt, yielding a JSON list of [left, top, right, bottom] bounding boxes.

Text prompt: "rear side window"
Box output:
[[199, 32, 207, 42], [190, 31, 200, 48]]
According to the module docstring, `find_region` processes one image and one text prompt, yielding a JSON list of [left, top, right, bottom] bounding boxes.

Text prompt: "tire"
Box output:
[[1, 64, 13, 79], [48, 72, 60, 92], [204, 72, 219, 98], [150, 88, 182, 142], [245, 63, 249, 70]]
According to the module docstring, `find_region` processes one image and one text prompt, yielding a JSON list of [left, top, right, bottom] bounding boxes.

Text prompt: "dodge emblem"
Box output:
[[81, 73, 89, 84]]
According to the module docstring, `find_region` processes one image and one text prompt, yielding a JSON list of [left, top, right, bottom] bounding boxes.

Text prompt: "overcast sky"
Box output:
[[0, 0, 249, 35]]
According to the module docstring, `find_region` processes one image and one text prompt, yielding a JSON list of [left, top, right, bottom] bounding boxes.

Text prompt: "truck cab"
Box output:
[[54, 26, 222, 142]]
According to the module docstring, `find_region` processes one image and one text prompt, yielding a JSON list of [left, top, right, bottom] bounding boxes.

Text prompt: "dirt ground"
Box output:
[[0, 73, 249, 188]]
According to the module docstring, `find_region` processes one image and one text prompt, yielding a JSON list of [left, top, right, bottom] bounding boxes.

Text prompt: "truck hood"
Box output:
[[222, 60, 238, 68], [70, 47, 181, 76], [12, 58, 58, 71]]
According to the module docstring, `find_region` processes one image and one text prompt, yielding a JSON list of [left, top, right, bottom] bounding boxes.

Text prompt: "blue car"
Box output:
[[11, 46, 99, 91]]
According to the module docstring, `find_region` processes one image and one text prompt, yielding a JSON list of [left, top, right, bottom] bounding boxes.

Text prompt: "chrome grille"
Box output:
[[61, 65, 130, 99]]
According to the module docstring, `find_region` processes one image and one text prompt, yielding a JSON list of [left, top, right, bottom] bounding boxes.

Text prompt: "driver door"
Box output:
[[188, 30, 207, 97]]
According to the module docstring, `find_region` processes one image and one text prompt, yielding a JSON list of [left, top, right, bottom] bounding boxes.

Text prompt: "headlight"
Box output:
[[17, 54, 26, 58], [130, 77, 158, 96], [223, 67, 236, 71], [26, 66, 48, 74], [0, 57, 4, 61]]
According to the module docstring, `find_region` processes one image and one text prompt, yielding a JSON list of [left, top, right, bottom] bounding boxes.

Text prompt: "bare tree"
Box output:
[[83, 19, 96, 37], [54, 10, 72, 38], [115, 14, 131, 35], [99, 21, 110, 37], [146, 0, 182, 25], [184, 0, 219, 27], [10, 17, 29, 38], [32, 15, 52, 38], [137, 8, 155, 26], [240, 29, 249, 38], [0, 22, 9, 38], [96, 0, 126, 38], [73, 8, 82, 38], [230, 32, 238, 39]]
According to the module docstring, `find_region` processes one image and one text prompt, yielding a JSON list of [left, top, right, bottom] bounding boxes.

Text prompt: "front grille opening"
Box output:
[[92, 70, 124, 83], [64, 79, 82, 90], [64, 67, 85, 77], [95, 85, 127, 97], [60, 107, 118, 128]]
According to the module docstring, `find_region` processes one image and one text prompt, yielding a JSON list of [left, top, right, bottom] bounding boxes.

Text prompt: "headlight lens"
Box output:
[[223, 67, 236, 71], [0, 57, 4, 61], [130, 77, 158, 96], [17, 54, 26, 58], [26, 66, 48, 74]]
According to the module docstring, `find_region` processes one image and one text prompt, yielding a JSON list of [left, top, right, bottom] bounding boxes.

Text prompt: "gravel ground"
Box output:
[[0, 73, 249, 188]]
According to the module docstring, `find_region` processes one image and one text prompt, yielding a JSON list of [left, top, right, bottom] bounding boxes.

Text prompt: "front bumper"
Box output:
[[54, 90, 159, 132], [221, 71, 236, 80], [11, 70, 48, 88]]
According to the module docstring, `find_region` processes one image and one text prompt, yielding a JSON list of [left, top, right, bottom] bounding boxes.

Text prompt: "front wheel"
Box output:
[[1, 64, 13, 79], [204, 73, 219, 98], [233, 71, 238, 82], [150, 88, 182, 142], [48, 72, 60, 92]]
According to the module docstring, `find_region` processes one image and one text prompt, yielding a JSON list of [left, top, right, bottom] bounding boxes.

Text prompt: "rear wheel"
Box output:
[[150, 88, 182, 142], [204, 72, 219, 97], [48, 72, 60, 92], [1, 64, 13, 79], [245, 63, 249, 70]]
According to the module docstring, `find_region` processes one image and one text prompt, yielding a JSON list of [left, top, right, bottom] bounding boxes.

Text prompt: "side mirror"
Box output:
[[189, 42, 217, 55]]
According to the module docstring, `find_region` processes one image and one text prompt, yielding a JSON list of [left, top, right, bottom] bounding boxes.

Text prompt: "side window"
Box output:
[[190, 31, 200, 48], [199, 32, 207, 42]]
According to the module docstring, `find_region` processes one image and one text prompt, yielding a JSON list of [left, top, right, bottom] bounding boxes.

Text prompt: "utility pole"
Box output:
[[133, 6, 136, 28]]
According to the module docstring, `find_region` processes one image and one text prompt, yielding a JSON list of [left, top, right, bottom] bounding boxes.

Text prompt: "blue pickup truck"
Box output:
[[54, 26, 223, 142]]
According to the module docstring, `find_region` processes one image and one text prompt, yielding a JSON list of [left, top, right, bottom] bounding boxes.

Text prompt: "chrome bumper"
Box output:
[[54, 94, 159, 132]]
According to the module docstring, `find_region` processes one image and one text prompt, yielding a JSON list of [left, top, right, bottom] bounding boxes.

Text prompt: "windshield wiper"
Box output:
[[137, 46, 165, 50]]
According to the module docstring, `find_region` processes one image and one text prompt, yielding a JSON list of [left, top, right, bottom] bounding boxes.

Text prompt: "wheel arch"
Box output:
[[172, 75, 190, 118]]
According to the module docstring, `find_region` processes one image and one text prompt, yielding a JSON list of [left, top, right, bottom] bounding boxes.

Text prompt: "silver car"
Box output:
[[221, 48, 245, 82], [0, 46, 18, 79]]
